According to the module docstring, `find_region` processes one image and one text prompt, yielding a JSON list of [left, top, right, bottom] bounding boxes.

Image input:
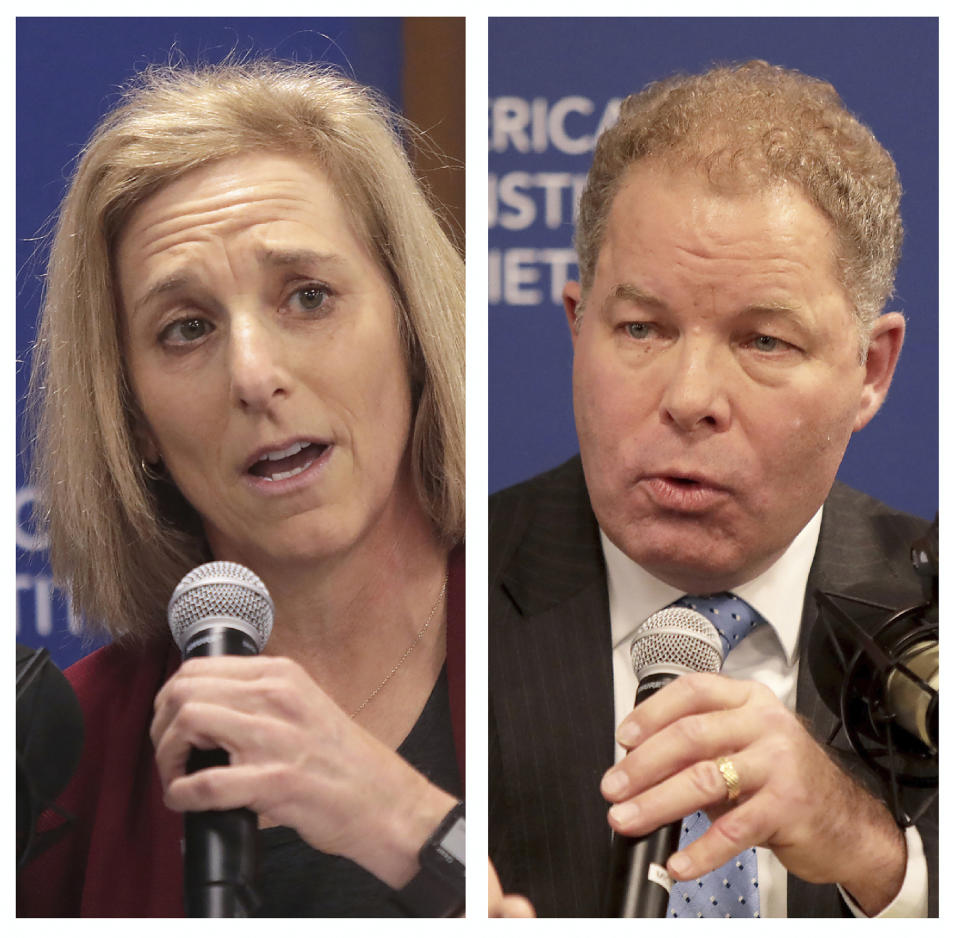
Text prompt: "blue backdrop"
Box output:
[[16, 18, 405, 671], [488, 17, 938, 531]]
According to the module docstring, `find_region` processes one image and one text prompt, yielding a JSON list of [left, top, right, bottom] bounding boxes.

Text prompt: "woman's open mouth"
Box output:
[[247, 441, 330, 483]]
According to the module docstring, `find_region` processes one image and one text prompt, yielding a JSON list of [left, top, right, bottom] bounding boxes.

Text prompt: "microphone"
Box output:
[[167, 561, 274, 917], [605, 607, 723, 917], [812, 588, 938, 753], [16, 644, 84, 870], [810, 517, 938, 823], [882, 632, 937, 751], [892, 519, 938, 750]]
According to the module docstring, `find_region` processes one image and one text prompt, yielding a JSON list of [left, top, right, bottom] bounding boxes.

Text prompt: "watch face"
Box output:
[[438, 816, 466, 865]]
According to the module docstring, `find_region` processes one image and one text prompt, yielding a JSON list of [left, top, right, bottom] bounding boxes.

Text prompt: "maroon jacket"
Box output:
[[17, 545, 465, 916]]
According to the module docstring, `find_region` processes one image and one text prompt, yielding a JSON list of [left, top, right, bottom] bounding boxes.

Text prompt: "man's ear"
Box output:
[[854, 312, 906, 431], [562, 281, 582, 342]]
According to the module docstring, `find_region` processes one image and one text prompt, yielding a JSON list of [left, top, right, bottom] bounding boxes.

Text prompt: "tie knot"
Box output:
[[674, 593, 763, 660]]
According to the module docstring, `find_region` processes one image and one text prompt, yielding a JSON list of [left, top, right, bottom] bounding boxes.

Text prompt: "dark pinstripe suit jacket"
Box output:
[[489, 456, 937, 917]]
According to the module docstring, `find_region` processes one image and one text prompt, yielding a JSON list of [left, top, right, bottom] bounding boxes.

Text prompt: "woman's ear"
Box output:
[[132, 415, 161, 467]]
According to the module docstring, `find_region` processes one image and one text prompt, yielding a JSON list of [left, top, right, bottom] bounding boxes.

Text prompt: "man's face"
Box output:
[[565, 162, 903, 593]]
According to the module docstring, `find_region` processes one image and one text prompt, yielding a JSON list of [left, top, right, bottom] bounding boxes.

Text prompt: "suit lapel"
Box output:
[[490, 458, 615, 915]]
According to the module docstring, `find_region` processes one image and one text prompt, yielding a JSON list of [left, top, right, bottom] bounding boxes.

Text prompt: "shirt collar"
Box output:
[[602, 507, 823, 665]]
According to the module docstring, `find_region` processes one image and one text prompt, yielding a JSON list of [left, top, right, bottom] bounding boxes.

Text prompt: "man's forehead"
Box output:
[[602, 281, 806, 319], [600, 163, 846, 282]]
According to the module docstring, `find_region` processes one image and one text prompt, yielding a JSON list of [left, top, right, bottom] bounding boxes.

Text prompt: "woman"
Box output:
[[17, 59, 464, 917]]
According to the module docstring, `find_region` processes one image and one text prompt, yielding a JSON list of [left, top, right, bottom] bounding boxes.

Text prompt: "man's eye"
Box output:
[[625, 322, 653, 340], [161, 318, 212, 345], [751, 334, 787, 352]]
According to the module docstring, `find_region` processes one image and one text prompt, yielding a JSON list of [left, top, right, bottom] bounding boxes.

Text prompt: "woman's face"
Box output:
[[117, 152, 417, 570]]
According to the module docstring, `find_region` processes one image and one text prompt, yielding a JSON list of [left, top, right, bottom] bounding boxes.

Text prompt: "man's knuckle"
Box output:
[[689, 759, 723, 799], [684, 671, 714, 695], [766, 733, 794, 764], [674, 713, 708, 747], [711, 810, 752, 848]]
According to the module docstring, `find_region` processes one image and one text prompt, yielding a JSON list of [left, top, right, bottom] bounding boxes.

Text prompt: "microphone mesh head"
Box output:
[[630, 606, 723, 678], [167, 561, 274, 653]]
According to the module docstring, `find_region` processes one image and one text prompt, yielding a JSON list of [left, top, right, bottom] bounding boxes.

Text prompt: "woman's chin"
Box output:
[[206, 515, 357, 572]]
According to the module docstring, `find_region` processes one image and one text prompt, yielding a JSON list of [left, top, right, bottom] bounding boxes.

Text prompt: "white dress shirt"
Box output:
[[602, 507, 927, 917]]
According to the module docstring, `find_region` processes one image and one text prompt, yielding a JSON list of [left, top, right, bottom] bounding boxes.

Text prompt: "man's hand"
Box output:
[[488, 859, 535, 917], [600, 672, 906, 915]]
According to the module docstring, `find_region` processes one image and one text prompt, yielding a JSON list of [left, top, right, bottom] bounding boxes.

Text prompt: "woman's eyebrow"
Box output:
[[133, 272, 198, 316], [257, 247, 345, 269], [133, 249, 349, 315]]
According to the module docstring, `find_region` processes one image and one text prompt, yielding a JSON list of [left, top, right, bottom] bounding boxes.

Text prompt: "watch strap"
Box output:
[[395, 801, 465, 917]]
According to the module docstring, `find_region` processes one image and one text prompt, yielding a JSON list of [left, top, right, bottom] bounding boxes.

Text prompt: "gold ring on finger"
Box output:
[[715, 755, 741, 801]]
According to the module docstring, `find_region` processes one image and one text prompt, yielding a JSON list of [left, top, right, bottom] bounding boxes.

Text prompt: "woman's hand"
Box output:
[[151, 654, 456, 888]]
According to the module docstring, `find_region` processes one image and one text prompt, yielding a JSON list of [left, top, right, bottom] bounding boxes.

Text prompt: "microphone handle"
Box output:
[[605, 669, 685, 917], [182, 625, 260, 917], [184, 747, 258, 917], [606, 819, 683, 916]]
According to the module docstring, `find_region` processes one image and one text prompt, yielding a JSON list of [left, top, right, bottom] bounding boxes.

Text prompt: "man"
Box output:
[[488, 61, 936, 918]]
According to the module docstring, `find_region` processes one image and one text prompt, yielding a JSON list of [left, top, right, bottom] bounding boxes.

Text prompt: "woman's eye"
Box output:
[[292, 284, 330, 312], [161, 318, 212, 346]]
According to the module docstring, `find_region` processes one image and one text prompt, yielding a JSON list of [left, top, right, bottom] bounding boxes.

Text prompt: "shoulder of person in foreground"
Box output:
[[17, 639, 180, 916]]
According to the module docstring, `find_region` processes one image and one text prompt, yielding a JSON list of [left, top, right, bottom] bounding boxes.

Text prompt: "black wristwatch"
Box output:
[[396, 801, 465, 917]]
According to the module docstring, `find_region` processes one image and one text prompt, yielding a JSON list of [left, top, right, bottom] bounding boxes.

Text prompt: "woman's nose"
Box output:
[[227, 314, 290, 412]]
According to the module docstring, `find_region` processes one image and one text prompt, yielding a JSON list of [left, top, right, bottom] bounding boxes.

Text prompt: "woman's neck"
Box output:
[[236, 497, 450, 721]]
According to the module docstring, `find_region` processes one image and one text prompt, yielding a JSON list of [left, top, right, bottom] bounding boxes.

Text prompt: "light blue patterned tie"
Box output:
[[666, 593, 763, 918]]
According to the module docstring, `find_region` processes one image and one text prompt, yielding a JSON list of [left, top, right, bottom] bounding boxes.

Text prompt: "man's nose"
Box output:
[[227, 313, 291, 412], [659, 342, 732, 433]]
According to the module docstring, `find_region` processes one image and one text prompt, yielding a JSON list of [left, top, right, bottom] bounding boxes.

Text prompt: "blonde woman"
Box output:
[[18, 60, 465, 917]]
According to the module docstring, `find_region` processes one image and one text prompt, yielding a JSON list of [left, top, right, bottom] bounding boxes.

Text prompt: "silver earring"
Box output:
[[140, 457, 164, 481]]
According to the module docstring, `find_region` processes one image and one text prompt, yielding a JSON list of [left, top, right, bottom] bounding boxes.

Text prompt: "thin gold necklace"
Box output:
[[350, 575, 448, 718]]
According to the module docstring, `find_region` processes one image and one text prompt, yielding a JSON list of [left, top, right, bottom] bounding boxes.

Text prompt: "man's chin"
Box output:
[[607, 522, 763, 594], [643, 562, 754, 596]]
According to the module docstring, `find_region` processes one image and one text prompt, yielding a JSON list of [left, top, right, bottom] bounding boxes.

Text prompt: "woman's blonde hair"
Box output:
[[27, 59, 465, 642]]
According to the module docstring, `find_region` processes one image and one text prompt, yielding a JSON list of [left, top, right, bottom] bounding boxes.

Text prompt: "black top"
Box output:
[[254, 666, 460, 917]]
